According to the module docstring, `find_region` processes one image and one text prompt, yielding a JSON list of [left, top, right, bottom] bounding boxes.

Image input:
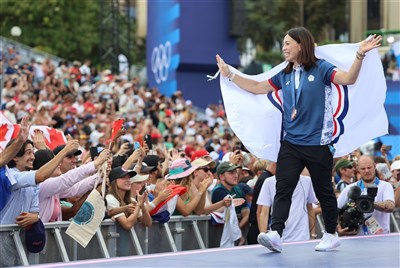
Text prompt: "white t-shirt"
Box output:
[[257, 175, 318, 242], [106, 194, 125, 220], [337, 179, 394, 234]]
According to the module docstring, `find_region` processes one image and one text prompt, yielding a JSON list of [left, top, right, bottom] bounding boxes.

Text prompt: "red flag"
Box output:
[[150, 185, 187, 216], [110, 119, 124, 141], [11, 124, 20, 140], [0, 112, 14, 151], [27, 126, 67, 150], [45, 127, 67, 150]]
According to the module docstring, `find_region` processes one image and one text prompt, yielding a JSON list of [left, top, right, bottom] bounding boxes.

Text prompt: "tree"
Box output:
[[240, 0, 348, 58], [1, 0, 146, 68], [0, 0, 100, 61]]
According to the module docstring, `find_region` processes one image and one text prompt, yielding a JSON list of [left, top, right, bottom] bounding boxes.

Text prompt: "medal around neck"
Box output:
[[291, 108, 297, 121]]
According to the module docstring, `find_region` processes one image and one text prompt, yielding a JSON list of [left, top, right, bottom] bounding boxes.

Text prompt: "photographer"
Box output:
[[337, 155, 395, 236]]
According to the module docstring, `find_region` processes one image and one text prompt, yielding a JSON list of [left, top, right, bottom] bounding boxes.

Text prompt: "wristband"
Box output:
[[356, 51, 365, 60]]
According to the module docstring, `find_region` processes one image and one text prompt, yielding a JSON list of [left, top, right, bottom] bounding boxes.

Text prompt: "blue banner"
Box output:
[[147, 0, 180, 96]]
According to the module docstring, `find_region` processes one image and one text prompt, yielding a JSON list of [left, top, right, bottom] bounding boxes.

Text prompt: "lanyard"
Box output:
[[290, 67, 306, 110], [357, 177, 380, 191]]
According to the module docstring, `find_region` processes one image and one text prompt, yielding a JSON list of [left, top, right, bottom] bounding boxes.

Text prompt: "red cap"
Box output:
[[151, 132, 162, 139], [185, 146, 195, 158], [190, 149, 209, 161], [165, 109, 173, 117]]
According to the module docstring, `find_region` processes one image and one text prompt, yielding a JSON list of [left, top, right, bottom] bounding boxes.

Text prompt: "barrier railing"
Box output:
[[0, 211, 399, 266], [0, 215, 222, 266]]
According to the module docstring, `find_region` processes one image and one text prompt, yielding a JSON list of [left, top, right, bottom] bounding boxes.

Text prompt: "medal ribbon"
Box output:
[[290, 67, 305, 120]]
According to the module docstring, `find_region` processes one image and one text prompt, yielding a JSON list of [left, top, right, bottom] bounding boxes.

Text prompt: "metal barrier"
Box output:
[[0, 215, 222, 266], [0, 212, 399, 266]]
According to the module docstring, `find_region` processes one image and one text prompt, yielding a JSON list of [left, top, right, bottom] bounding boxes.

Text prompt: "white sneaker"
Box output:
[[315, 232, 340, 251], [257, 231, 282, 252]]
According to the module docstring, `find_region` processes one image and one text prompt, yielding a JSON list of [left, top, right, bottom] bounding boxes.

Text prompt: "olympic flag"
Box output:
[[220, 43, 388, 161]]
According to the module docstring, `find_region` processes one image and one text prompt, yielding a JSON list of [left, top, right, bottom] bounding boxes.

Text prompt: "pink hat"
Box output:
[[166, 158, 198, 180]]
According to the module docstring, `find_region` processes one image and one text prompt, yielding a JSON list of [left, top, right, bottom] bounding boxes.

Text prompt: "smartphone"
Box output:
[[90, 147, 99, 160], [134, 141, 141, 150], [139, 184, 147, 195], [385, 145, 392, 151], [144, 135, 152, 149]]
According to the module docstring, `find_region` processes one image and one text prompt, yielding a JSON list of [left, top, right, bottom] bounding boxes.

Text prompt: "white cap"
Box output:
[[130, 174, 149, 184], [123, 82, 133, 89], [391, 160, 400, 172], [5, 100, 16, 109]]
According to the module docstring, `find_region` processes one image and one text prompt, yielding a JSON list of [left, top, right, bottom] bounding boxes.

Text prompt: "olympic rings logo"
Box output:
[[151, 41, 172, 84]]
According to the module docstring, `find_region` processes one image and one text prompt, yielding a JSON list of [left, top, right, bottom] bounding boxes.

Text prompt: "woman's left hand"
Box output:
[[359, 34, 382, 54]]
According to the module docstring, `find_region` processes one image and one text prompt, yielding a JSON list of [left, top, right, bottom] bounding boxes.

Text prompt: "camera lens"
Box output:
[[357, 199, 374, 213]]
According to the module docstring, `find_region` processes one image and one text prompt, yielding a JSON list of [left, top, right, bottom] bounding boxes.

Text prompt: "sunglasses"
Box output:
[[345, 165, 354, 169], [199, 167, 211, 173]]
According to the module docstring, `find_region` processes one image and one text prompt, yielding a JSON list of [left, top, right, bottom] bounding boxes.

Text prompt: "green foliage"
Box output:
[[0, 0, 145, 67], [240, 0, 347, 62], [0, 0, 100, 61], [303, 0, 347, 42], [256, 50, 283, 66]]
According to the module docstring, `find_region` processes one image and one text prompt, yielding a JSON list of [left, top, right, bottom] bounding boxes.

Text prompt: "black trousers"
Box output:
[[271, 141, 338, 235], [247, 223, 260, 245]]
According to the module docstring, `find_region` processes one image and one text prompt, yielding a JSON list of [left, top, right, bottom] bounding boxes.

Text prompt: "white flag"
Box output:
[[220, 43, 388, 161]]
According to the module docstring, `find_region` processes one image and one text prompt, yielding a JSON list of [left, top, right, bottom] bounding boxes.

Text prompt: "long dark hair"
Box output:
[[283, 27, 318, 74], [108, 180, 132, 216]]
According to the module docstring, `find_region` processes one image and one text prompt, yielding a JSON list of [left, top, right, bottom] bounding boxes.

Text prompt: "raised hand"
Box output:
[[94, 149, 112, 169], [359, 34, 382, 54], [216, 54, 231, 77], [63, 139, 80, 155], [32, 129, 48, 150], [17, 116, 30, 143]]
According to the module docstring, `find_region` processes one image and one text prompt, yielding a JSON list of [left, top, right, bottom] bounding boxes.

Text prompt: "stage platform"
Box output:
[[32, 233, 399, 268]]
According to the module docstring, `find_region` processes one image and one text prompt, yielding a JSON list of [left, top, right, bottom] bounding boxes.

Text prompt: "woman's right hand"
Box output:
[[216, 54, 231, 77]]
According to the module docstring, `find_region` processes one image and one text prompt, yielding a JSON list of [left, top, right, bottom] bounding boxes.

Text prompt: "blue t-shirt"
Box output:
[[270, 59, 336, 145]]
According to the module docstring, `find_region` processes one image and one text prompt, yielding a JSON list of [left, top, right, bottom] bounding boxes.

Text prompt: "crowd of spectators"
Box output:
[[0, 45, 399, 264]]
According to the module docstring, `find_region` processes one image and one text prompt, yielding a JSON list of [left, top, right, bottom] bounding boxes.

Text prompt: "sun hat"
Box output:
[[191, 158, 216, 169], [165, 158, 198, 180]]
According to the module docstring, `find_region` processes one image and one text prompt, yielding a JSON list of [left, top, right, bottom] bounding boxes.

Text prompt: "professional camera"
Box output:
[[339, 185, 378, 231]]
